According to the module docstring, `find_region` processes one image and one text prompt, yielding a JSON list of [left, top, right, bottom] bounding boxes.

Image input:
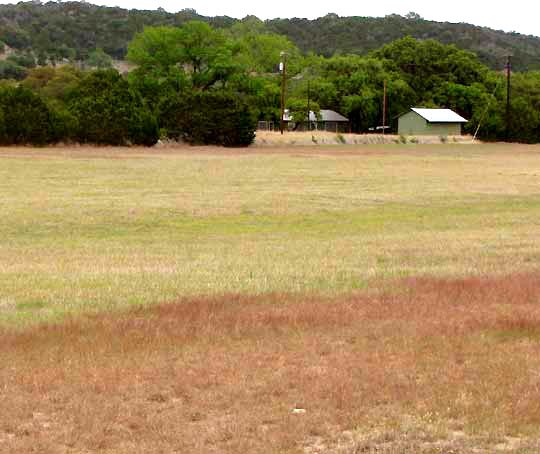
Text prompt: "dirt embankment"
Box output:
[[255, 131, 476, 146]]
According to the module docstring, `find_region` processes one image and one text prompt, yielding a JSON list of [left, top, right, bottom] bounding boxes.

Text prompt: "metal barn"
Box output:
[[397, 108, 468, 136]]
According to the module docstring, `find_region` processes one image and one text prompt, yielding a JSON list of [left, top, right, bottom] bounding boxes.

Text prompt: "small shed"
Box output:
[[397, 108, 468, 136], [284, 109, 350, 132]]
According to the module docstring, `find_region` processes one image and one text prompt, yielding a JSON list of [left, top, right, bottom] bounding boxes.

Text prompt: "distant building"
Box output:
[[397, 108, 468, 136], [283, 109, 350, 133]]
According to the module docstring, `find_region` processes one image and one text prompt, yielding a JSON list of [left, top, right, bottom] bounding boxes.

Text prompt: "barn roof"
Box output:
[[316, 109, 349, 122], [410, 108, 468, 123], [283, 109, 349, 122]]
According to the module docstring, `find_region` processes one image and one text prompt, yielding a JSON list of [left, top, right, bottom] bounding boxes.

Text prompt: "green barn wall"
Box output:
[[398, 112, 428, 135], [398, 111, 463, 136]]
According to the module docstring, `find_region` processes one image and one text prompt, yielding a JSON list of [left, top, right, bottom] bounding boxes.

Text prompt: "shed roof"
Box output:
[[410, 108, 468, 123], [317, 109, 349, 122], [284, 109, 349, 122]]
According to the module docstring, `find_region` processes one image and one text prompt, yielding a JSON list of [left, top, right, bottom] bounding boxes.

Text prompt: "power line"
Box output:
[[505, 55, 512, 142], [279, 51, 287, 135]]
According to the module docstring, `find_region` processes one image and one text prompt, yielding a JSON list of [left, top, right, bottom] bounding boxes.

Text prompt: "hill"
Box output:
[[266, 13, 540, 71], [0, 2, 539, 70]]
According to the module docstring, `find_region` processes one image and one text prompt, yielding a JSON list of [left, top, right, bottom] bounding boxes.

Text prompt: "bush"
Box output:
[[7, 52, 36, 69], [49, 107, 77, 143], [158, 89, 256, 147], [68, 69, 159, 146], [0, 86, 57, 145], [336, 133, 346, 144], [0, 60, 27, 80], [129, 109, 160, 146]]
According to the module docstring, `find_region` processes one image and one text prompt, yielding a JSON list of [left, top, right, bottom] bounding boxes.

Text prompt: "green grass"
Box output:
[[1, 143, 540, 325], [3, 144, 540, 452]]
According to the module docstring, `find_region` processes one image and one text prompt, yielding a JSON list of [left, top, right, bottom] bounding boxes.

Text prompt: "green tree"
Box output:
[[86, 48, 113, 69], [0, 86, 57, 145], [6, 52, 35, 68], [285, 98, 320, 126], [158, 89, 256, 146], [0, 60, 27, 80], [230, 19, 302, 75], [372, 37, 488, 101], [301, 55, 387, 132], [127, 21, 243, 90], [128, 66, 189, 114], [22, 65, 84, 106], [126, 26, 184, 75], [68, 69, 158, 146], [246, 76, 281, 122]]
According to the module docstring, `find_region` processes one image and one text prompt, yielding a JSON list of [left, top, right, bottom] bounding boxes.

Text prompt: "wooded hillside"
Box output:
[[0, 2, 539, 71]]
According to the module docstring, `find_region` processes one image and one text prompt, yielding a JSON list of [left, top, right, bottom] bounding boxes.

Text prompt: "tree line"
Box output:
[[1, 20, 540, 146], [2, 2, 540, 71]]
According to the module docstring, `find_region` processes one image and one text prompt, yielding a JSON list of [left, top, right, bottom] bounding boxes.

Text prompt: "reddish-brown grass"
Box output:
[[2, 273, 540, 453]]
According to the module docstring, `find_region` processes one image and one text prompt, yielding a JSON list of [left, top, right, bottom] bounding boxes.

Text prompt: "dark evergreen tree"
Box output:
[[0, 60, 27, 80], [67, 69, 159, 146], [0, 86, 56, 145], [159, 90, 256, 146]]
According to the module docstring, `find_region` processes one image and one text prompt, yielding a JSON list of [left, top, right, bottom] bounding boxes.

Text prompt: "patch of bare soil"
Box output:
[[0, 44, 14, 60]]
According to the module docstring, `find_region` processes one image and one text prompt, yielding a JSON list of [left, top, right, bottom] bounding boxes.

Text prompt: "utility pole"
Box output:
[[280, 51, 287, 135], [307, 79, 310, 131], [505, 55, 511, 142], [382, 79, 387, 135]]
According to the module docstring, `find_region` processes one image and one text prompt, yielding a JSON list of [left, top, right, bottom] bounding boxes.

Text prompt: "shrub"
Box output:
[[0, 108, 5, 142], [68, 69, 159, 146], [0, 86, 57, 145], [336, 133, 346, 144], [129, 109, 160, 146], [0, 60, 27, 80], [49, 107, 78, 143], [7, 52, 36, 69], [158, 89, 256, 147]]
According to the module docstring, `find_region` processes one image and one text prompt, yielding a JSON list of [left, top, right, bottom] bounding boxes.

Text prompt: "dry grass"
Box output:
[[2, 143, 540, 450], [2, 273, 540, 453], [254, 131, 474, 146], [2, 144, 540, 325]]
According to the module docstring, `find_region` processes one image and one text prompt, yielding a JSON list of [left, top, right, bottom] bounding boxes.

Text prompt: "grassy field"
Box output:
[[2, 143, 540, 453], [2, 143, 540, 325]]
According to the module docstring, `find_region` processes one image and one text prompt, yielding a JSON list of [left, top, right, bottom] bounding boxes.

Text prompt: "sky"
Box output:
[[81, 0, 540, 37]]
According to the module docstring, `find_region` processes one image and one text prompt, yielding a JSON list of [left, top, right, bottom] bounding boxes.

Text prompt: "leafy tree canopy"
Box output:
[[127, 21, 243, 90], [22, 65, 84, 105], [229, 19, 303, 75]]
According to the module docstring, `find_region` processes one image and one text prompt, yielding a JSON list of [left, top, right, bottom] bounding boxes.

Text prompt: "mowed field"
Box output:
[[2, 143, 540, 453]]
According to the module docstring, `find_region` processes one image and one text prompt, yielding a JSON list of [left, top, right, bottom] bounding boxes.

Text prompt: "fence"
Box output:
[[257, 121, 275, 131]]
